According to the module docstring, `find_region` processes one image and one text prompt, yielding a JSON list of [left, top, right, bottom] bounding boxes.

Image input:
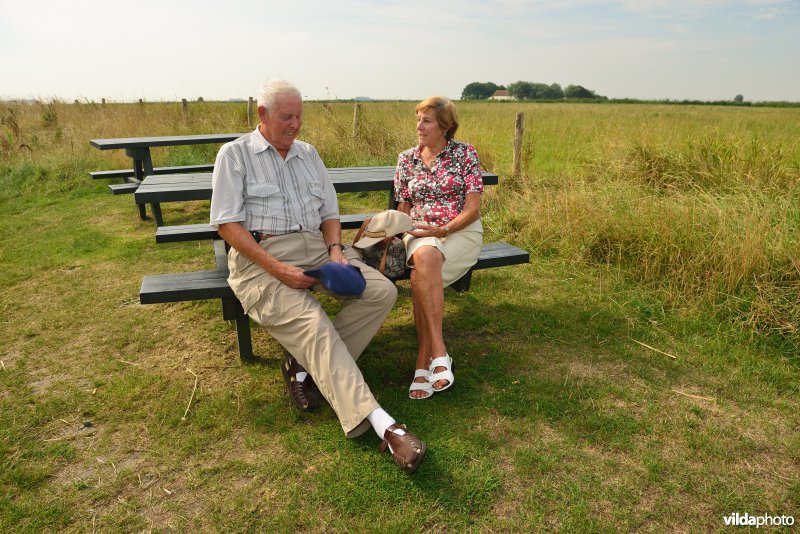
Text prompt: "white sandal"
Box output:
[[408, 369, 434, 399], [429, 354, 454, 392]]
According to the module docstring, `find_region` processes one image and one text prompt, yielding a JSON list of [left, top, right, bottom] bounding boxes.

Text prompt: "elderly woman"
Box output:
[[394, 96, 484, 399]]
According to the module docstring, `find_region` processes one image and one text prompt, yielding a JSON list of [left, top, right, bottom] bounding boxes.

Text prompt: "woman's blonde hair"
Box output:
[[416, 96, 459, 140]]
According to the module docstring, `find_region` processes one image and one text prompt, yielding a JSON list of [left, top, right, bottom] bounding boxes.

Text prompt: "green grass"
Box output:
[[1, 100, 799, 531]]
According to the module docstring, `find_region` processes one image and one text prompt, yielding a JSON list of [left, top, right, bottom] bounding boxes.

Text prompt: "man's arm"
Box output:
[[218, 222, 317, 289], [320, 218, 347, 265]]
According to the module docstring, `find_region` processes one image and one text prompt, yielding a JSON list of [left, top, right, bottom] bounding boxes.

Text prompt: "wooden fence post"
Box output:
[[182, 98, 188, 118], [512, 112, 525, 176], [353, 103, 361, 138], [247, 97, 254, 128], [101, 98, 106, 106]]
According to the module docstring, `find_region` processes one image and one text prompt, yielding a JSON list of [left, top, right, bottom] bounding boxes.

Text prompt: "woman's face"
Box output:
[[416, 108, 446, 149]]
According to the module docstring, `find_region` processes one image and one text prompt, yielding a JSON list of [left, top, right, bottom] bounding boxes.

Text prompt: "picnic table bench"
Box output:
[[140, 242, 529, 362], [89, 133, 246, 218], [137, 166, 529, 361]]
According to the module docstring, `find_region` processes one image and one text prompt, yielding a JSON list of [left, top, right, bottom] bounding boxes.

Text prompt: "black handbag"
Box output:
[[353, 218, 409, 280]]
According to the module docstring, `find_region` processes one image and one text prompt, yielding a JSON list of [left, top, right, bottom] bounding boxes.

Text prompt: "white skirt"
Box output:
[[403, 219, 483, 287]]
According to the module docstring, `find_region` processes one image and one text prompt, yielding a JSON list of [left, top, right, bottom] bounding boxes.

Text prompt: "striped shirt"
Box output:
[[210, 128, 339, 234]]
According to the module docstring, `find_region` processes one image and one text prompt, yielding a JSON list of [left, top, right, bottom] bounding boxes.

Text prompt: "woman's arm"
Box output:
[[407, 193, 481, 239]]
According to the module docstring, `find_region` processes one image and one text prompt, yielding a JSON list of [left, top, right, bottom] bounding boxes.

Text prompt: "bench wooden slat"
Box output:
[[134, 169, 499, 203], [140, 270, 233, 304], [140, 242, 528, 304], [473, 242, 530, 269], [91, 134, 247, 150], [91, 164, 215, 180], [154, 214, 374, 243], [108, 183, 141, 195]]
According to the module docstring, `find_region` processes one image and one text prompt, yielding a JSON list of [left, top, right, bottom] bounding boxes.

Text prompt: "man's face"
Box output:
[[259, 93, 303, 152]]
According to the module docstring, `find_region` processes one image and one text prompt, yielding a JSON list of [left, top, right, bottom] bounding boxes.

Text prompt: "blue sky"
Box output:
[[1, 0, 798, 102]]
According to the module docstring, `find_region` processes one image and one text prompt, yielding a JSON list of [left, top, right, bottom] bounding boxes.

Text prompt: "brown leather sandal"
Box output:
[[280, 355, 320, 412], [379, 423, 426, 474]]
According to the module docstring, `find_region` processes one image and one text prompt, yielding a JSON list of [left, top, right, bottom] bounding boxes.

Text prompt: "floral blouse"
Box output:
[[393, 140, 484, 225]]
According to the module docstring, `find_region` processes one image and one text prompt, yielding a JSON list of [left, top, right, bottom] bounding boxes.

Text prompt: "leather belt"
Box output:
[[250, 231, 274, 244]]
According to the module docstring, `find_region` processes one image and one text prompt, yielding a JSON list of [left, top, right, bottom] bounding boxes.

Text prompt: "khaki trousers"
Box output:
[[227, 232, 397, 437]]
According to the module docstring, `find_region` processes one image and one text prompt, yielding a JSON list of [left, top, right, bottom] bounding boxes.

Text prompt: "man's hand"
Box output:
[[218, 222, 317, 289], [328, 246, 349, 265], [276, 263, 318, 289]]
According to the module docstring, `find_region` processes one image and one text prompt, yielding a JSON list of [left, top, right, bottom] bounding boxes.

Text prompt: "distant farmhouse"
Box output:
[[489, 89, 513, 101]]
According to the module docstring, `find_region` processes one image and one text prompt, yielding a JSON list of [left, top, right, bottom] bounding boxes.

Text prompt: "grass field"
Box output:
[[1, 100, 799, 532]]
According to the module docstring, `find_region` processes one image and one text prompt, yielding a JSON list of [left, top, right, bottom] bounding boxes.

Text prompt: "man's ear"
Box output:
[[257, 105, 268, 122]]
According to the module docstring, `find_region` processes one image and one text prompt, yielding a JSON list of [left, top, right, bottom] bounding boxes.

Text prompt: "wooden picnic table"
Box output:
[[90, 133, 247, 219], [134, 167, 499, 226], [135, 165, 523, 361]]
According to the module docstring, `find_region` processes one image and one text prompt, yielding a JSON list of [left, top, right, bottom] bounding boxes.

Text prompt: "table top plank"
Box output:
[[90, 133, 248, 150], [134, 167, 499, 203]]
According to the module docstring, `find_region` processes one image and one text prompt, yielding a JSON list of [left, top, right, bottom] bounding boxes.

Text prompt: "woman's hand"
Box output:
[[408, 223, 447, 238]]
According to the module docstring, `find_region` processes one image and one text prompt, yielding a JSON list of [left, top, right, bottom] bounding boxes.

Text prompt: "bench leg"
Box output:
[[151, 202, 164, 226], [234, 312, 253, 362], [127, 147, 154, 223], [222, 297, 254, 362], [451, 269, 473, 292]]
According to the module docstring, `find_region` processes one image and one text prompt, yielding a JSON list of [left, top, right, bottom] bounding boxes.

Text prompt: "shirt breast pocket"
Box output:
[[308, 186, 325, 211], [245, 182, 282, 215]]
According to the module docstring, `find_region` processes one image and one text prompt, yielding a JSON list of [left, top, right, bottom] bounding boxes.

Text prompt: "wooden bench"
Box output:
[[139, 241, 530, 361]]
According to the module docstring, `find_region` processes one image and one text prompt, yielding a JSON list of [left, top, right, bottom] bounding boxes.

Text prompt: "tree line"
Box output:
[[461, 81, 604, 101]]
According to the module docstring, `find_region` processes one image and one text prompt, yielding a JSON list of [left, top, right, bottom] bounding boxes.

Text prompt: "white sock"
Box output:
[[367, 407, 396, 441]]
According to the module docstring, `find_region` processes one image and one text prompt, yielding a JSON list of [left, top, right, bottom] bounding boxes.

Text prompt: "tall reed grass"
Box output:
[[488, 133, 800, 345], [2, 99, 799, 346]]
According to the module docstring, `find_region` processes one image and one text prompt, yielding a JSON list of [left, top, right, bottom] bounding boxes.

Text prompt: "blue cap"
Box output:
[[304, 263, 366, 296]]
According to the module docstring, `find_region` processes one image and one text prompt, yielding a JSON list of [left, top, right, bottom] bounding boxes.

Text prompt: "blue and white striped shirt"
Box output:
[[210, 128, 339, 234]]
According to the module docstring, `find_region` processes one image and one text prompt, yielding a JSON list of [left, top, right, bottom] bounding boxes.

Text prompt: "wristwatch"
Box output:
[[327, 242, 345, 253]]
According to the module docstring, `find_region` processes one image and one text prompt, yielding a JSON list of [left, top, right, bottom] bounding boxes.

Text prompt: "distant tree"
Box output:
[[461, 82, 500, 100], [507, 81, 565, 100], [197, 96, 204, 102], [547, 83, 564, 100], [734, 94, 744, 103], [565, 85, 599, 99], [508, 81, 535, 100]]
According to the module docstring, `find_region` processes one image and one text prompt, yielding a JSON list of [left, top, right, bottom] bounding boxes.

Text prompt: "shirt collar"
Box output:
[[250, 127, 303, 160]]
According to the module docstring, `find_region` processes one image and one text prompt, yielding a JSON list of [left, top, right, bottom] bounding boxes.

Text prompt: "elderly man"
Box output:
[[209, 80, 425, 473]]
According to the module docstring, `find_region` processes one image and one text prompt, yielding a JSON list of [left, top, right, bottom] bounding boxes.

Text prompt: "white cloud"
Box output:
[[754, 8, 779, 18]]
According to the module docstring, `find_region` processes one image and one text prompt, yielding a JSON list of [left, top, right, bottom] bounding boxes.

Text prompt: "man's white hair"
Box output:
[[257, 79, 302, 115]]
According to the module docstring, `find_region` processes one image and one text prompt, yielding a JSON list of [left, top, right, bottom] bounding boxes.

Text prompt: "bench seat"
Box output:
[[154, 214, 376, 243], [108, 183, 141, 195], [139, 242, 529, 361]]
